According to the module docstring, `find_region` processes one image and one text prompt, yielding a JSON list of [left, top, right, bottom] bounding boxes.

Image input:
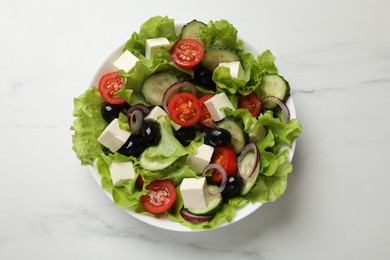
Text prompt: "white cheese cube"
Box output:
[[97, 118, 131, 152], [204, 92, 235, 121], [144, 106, 167, 121], [145, 37, 170, 59], [185, 144, 214, 173], [217, 61, 244, 79], [113, 50, 139, 72], [109, 161, 136, 186], [180, 177, 209, 209]]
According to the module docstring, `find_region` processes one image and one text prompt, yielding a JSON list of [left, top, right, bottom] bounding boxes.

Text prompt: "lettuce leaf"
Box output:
[[123, 16, 177, 57], [258, 111, 302, 152], [71, 87, 106, 165], [139, 115, 202, 171], [200, 19, 243, 52]]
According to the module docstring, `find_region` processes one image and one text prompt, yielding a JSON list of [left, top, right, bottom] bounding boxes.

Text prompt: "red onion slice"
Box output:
[[237, 143, 260, 180], [127, 103, 150, 116], [181, 209, 214, 223], [202, 163, 227, 195], [261, 96, 290, 123], [162, 81, 197, 112], [128, 109, 144, 133]]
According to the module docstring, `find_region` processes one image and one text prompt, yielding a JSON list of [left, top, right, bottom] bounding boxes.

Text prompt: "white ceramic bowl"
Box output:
[[87, 25, 297, 232]]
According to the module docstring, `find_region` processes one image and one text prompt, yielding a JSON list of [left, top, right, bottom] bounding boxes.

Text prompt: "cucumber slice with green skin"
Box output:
[[260, 74, 291, 109], [142, 72, 179, 106], [138, 153, 177, 171], [216, 117, 247, 154], [181, 20, 207, 43], [239, 151, 260, 196], [186, 185, 223, 216], [200, 46, 240, 71]]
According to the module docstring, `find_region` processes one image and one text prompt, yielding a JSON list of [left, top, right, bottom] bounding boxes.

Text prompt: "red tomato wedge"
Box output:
[[98, 71, 126, 104], [237, 92, 261, 117], [168, 92, 201, 127], [140, 180, 177, 214], [170, 39, 204, 69], [210, 146, 237, 182], [198, 94, 215, 128]]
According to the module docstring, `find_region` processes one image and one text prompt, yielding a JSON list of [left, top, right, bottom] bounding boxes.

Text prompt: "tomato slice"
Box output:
[[170, 39, 204, 69], [168, 92, 201, 127], [237, 92, 261, 117], [210, 146, 237, 182], [140, 180, 177, 214], [198, 94, 215, 128], [98, 71, 126, 104]]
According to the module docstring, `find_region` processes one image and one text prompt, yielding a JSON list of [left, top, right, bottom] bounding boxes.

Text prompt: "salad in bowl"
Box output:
[[71, 16, 302, 231]]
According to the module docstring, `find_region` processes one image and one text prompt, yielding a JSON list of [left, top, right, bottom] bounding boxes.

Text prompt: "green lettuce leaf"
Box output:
[[71, 87, 106, 165], [257, 49, 278, 75], [200, 19, 243, 52], [123, 16, 177, 57], [212, 66, 247, 94], [96, 154, 145, 211], [139, 115, 202, 171], [258, 111, 302, 152]]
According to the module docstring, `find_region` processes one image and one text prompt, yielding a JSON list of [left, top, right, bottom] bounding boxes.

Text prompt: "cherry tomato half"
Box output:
[[168, 92, 201, 127], [237, 92, 261, 117], [210, 146, 237, 183], [98, 71, 126, 104], [198, 94, 215, 128], [170, 39, 204, 69], [140, 180, 177, 214]]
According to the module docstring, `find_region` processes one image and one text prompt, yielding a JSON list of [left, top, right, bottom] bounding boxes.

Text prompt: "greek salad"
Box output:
[[71, 16, 302, 230]]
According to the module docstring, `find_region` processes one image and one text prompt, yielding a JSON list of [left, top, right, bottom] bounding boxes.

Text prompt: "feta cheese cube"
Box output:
[[180, 177, 209, 209], [185, 144, 214, 173], [109, 161, 136, 186], [204, 92, 235, 121], [97, 118, 131, 152], [113, 50, 139, 72], [145, 37, 170, 59], [144, 106, 167, 121], [217, 61, 244, 79]]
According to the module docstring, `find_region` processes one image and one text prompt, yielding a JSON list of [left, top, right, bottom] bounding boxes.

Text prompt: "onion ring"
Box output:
[[127, 109, 144, 133], [237, 143, 260, 180], [127, 103, 150, 116], [162, 81, 197, 112], [180, 208, 214, 222], [261, 96, 290, 123], [202, 163, 227, 195]]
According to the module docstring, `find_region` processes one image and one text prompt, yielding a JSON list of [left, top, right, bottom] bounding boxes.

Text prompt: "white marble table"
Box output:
[[1, 0, 389, 259]]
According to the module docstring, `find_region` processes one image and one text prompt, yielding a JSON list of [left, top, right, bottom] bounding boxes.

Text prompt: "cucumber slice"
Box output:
[[187, 185, 223, 216], [201, 46, 240, 71], [142, 72, 179, 106], [181, 20, 207, 43], [138, 153, 177, 171], [260, 74, 291, 109], [216, 118, 247, 154], [239, 152, 260, 196]]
